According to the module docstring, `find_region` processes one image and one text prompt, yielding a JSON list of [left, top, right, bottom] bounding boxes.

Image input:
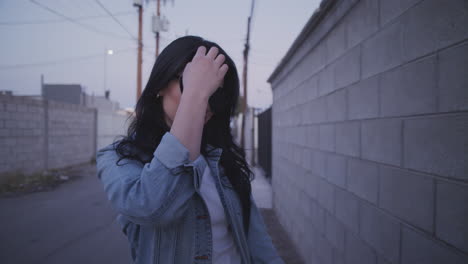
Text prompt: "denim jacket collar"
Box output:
[[205, 144, 223, 161]]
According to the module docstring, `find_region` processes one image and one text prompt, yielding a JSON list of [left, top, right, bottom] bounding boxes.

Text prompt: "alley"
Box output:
[[0, 163, 301, 264], [0, 164, 130, 264]]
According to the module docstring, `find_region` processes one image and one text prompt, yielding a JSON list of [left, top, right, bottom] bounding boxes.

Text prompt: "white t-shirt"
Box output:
[[199, 156, 242, 264]]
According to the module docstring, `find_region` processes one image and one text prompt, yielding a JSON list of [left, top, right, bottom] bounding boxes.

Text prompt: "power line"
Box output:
[[67, 0, 90, 17], [0, 47, 138, 70], [29, 0, 135, 41], [93, 0, 137, 41], [0, 11, 135, 26]]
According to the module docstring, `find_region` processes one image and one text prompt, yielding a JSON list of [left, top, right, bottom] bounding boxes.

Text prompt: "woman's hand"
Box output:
[[181, 45, 229, 100]]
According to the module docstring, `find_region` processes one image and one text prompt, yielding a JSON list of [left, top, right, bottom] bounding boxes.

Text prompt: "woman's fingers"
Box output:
[[214, 53, 226, 69], [219, 64, 229, 79], [206, 46, 219, 60], [193, 46, 207, 59], [186, 45, 228, 95], [194, 45, 225, 70]]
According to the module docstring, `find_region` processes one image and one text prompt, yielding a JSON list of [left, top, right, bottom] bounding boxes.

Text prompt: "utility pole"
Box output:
[[251, 107, 256, 166], [134, 0, 143, 101], [241, 0, 255, 151], [152, 0, 170, 58], [155, 0, 160, 57], [104, 46, 113, 97], [104, 45, 107, 94]]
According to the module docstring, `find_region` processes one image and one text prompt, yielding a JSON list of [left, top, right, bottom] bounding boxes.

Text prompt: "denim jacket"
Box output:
[[96, 131, 285, 264]]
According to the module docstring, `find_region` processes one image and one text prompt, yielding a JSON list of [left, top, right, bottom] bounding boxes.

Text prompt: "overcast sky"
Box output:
[[0, 0, 321, 110]]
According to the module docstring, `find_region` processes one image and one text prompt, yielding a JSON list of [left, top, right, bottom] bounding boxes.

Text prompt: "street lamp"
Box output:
[[104, 47, 113, 96]]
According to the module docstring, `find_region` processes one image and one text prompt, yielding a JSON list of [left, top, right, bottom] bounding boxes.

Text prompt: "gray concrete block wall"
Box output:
[[0, 96, 46, 175], [269, 0, 468, 263], [47, 100, 96, 169], [438, 42, 468, 112], [0, 95, 96, 177], [96, 110, 131, 151]]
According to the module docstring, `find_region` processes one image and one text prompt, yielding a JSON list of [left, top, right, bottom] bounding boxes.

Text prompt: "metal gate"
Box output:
[[257, 107, 272, 179]]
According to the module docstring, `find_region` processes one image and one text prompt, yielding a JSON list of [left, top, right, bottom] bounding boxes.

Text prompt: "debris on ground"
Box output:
[[0, 163, 89, 198]]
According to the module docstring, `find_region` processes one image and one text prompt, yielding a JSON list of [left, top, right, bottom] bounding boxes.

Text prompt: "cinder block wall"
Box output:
[[269, 0, 468, 263], [47, 100, 96, 169], [0, 95, 97, 175], [96, 110, 130, 151], [0, 96, 46, 174]]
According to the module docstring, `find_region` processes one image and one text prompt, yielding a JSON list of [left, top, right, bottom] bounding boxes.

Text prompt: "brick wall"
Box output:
[[0, 95, 97, 175], [268, 0, 468, 263]]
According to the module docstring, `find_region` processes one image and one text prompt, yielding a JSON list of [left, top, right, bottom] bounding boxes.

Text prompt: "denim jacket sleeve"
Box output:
[[96, 131, 208, 226], [247, 194, 285, 264]]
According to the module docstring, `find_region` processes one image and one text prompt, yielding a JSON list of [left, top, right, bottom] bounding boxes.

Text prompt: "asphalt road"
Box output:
[[0, 163, 302, 264]]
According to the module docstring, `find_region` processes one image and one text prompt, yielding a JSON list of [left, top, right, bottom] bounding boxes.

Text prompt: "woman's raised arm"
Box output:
[[96, 130, 208, 227], [169, 45, 227, 161]]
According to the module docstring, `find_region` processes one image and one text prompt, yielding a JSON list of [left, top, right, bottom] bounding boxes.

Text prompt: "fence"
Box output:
[[257, 107, 272, 179], [0, 95, 96, 176]]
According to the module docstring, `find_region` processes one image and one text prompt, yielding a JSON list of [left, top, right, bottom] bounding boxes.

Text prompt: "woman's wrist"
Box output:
[[170, 88, 210, 161], [181, 87, 210, 104]]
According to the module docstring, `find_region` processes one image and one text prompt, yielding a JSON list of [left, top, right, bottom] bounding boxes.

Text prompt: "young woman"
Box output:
[[96, 36, 284, 264]]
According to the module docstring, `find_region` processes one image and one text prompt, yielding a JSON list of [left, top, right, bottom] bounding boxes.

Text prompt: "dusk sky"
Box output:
[[0, 0, 321, 110]]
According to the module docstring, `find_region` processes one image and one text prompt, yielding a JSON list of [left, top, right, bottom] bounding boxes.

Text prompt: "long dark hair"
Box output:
[[113, 35, 254, 235]]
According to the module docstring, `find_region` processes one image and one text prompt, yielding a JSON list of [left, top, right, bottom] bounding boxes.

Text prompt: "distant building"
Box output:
[[84, 93, 120, 113], [41, 84, 85, 105], [0, 90, 13, 96], [40, 81, 131, 150], [41, 82, 121, 112]]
